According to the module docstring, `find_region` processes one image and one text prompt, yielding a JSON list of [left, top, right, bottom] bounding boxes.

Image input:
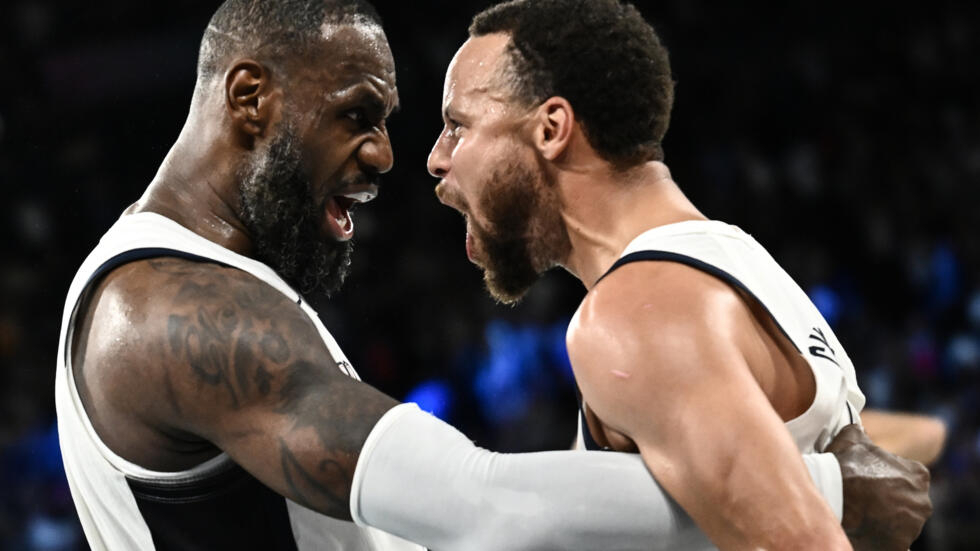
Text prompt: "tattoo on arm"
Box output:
[[165, 277, 287, 409], [152, 259, 395, 518], [279, 437, 349, 513]]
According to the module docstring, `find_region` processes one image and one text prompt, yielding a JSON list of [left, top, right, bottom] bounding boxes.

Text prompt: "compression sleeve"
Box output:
[[802, 451, 843, 520], [350, 403, 842, 551]]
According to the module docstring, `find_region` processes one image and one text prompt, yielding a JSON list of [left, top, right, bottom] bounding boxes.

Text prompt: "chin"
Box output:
[[483, 268, 538, 305]]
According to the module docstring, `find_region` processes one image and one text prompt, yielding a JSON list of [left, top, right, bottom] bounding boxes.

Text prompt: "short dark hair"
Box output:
[[198, 0, 382, 81], [470, 0, 674, 166]]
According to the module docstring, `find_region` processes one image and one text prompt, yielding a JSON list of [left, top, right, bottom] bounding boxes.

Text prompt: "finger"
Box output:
[[826, 424, 867, 453], [897, 456, 931, 484]]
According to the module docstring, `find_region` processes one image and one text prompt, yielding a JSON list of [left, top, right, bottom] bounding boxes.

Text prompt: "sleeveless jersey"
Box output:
[[575, 220, 865, 454], [55, 212, 424, 551]]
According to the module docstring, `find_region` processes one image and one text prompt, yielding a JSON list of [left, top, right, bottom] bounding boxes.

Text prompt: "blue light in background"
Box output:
[[471, 319, 574, 425], [928, 242, 961, 314], [6, 422, 65, 479], [404, 379, 453, 420], [473, 321, 534, 424], [546, 322, 575, 382], [808, 284, 841, 327]]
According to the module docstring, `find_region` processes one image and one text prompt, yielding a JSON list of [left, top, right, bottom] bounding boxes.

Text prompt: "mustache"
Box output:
[[435, 181, 469, 211], [334, 173, 382, 192]]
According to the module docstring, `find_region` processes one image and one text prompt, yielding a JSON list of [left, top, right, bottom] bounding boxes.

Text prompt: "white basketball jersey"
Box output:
[[55, 212, 424, 551], [576, 220, 866, 453]]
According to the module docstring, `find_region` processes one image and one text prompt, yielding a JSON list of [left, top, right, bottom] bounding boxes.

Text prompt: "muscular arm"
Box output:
[[78, 258, 706, 549], [861, 409, 947, 466], [568, 262, 852, 550], [77, 257, 858, 550], [79, 258, 397, 520], [163, 262, 404, 518]]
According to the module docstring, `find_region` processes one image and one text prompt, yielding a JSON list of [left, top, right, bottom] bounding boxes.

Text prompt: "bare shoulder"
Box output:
[[568, 260, 744, 367], [72, 256, 333, 467], [73, 255, 398, 517], [566, 260, 763, 435]]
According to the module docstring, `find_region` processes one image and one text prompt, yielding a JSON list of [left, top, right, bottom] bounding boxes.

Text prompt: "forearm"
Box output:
[[351, 404, 710, 551], [212, 370, 401, 522], [675, 448, 850, 550], [862, 410, 947, 466]]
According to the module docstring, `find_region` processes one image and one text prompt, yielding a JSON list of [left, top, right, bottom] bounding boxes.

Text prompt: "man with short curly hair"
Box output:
[[430, 0, 933, 549]]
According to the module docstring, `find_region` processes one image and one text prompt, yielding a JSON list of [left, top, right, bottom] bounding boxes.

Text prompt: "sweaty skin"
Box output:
[[70, 22, 400, 521], [568, 261, 846, 550], [428, 32, 916, 551]]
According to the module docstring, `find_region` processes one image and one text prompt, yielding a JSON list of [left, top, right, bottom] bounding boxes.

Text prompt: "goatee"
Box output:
[[476, 158, 570, 304]]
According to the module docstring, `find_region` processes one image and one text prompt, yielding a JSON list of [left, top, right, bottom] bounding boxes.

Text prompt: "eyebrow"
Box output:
[[341, 84, 401, 117]]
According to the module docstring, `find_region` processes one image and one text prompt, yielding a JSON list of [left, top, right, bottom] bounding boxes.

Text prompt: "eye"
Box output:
[[345, 108, 366, 124], [345, 104, 390, 132], [446, 118, 464, 136]]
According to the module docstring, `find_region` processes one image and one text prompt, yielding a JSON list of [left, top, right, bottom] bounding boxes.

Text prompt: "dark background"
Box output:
[[1, 1, 978, 549]]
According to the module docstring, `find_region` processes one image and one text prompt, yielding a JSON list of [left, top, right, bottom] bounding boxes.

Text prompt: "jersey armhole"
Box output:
[[64, 247, 234, 481], [596, 250, 802, 355]]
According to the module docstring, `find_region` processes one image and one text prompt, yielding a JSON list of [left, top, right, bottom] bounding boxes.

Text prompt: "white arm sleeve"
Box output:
[[802, 451, 844, 520], [351, 404, 843, 551]]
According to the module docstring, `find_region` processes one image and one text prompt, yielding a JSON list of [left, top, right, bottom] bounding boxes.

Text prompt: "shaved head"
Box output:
[[197, 0, 383, 82]]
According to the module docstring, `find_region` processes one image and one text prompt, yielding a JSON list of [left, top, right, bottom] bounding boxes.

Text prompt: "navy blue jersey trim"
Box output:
[[127, 464, 298, 550], [85, 249, 299, 549], [89, 247, 305, 308], [89, 247, 226, 284], [71, 247, 232, 346], [574, 386, 610, 452], [579, 409, 609, 452], [595, 250, 802, 355]]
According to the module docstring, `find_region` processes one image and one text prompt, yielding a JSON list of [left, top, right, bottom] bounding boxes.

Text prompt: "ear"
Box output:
[[225, 59, 277, 140], [532, 96, 574, 161]]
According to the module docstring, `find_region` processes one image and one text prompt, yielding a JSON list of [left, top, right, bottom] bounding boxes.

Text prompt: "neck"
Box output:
[[558, 161, 706, 288], [131, 101, 254, 256]]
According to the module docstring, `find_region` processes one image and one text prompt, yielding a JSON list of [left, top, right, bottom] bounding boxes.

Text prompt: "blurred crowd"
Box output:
[[0, 1, 977, 549]]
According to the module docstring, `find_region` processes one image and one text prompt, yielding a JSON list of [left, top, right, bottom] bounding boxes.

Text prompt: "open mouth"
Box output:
[[463, 215, 483, 265], [324, 188, 378, 241]]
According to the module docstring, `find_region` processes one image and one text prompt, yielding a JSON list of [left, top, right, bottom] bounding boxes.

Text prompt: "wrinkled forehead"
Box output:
[[300, 21, 398, 102], [322, 21, 395, 74], [443, 33, 513, 107]]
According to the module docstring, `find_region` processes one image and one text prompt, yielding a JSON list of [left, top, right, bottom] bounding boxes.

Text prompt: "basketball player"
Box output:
[[428, 0, 932, 549], [56, 1, 929, 550]]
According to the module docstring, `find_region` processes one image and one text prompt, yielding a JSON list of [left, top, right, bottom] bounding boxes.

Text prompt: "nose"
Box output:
[[359, 130, 394, 174], [427, 132, 450, 179]]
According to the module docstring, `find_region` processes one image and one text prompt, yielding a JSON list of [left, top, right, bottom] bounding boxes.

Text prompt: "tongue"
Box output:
[[324, 197, 354, 241]]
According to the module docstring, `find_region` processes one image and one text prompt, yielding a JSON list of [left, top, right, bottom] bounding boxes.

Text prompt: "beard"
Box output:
[[238, 125, 352, 298], [474, 156, 571, 304]]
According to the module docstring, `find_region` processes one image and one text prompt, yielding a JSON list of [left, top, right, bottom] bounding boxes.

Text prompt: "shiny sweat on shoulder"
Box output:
[[54, 212, 422, 551], [574, 220, 865, 454]]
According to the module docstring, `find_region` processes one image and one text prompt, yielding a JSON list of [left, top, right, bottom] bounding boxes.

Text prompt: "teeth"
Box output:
[[343, 190, 377, 204], [334, 213, 350, 233]]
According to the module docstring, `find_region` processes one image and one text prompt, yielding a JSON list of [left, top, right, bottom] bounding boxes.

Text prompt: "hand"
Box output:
[[826, 424, 933, 551]]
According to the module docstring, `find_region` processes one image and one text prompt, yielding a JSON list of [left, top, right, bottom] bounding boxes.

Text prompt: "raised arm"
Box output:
[[568, 262, 852, 550]]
